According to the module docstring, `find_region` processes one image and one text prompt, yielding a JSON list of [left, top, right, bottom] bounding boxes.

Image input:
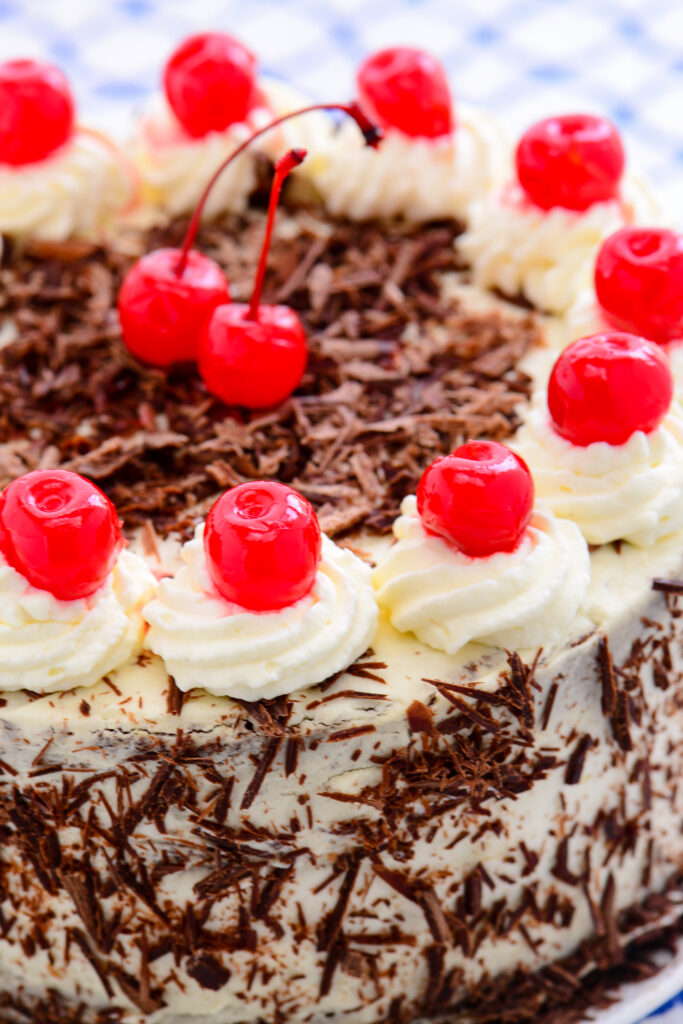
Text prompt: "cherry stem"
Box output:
[[247, 149, 306, 321], [175, 101, 382, 277]]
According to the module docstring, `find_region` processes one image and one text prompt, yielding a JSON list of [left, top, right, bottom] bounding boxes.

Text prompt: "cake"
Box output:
[[0, 33, 682, 1024]]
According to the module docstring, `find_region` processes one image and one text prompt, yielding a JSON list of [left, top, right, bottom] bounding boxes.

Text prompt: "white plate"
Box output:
[[587, 947, 683, 1024]]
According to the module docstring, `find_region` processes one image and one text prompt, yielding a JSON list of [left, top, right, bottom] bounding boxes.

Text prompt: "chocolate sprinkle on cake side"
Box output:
[[0, 208, 538, 539]]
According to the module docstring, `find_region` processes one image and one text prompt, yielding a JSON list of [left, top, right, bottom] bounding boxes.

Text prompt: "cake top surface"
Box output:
[[0, 209, 538, 542]]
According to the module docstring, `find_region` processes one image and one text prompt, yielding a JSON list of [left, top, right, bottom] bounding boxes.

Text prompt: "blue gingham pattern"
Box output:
[[1, 0, 683, 1019], [2, 0, 683, 221]]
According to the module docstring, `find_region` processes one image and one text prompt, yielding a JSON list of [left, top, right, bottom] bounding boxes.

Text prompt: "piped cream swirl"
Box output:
[[0, 129, 136, 241], [372, 496, 589, 655], [459, 177, 658, 314], [513, 396, 683, 546], [130, 93, 273, 224], [299, 104, 507, 223], [144, 528, 378, 700], [563, 289, 607, 345], [0, 550, 156, 693]]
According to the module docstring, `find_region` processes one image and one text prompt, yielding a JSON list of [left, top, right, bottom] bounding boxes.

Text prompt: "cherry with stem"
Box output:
[[118, 101, 381, 368], [198, 148, 310, 409], [175, 100, 381, 276]]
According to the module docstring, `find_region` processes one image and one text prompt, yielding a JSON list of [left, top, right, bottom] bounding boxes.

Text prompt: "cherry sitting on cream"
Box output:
[[595, 227, 683, 344], [0, 58, 75, 166], [515, 114, 624, 212], [357, 46, 453, 140], [417, 441, 534, 558], [0, 470, 123, 601], [548, 332, 673, 447], [163, 32, 258, 139], [204, 480, 322, 611]]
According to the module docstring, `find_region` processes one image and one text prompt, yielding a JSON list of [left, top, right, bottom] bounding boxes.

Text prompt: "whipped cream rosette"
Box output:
[[131, 93, 273, 225], [460, 113, 657, 314], [145, 481, 378, 700], [0, 59, 136, 242], [514, 332, 683, 546], [373, 441, 589, 656], [564, 286, 606, 345], [130, 33, 278, 225], [283, 47, 507, 223], [304, 103, 506, 224], [0, 470, 156, 693]]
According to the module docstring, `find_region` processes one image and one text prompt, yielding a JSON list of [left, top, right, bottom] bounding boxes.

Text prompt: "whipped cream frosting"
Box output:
[[563, 289, 608, 345], [513, 395, 683, 546], [667, 341, 683, 405], [459, 176, 658, 315], [0, 549, 156, 693], [144, 527, 378, 700], [296, 103, 507, 223], [0, 129, 136, 241], [131, 93, 273, 224], [372, 495, 589, 655]]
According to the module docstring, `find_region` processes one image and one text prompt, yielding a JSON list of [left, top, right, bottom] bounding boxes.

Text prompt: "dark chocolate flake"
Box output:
[[564, 734, 594, 786], [653, 577, 683, 595], [0, 211, 536, 540], [186, 952, 231, 991]]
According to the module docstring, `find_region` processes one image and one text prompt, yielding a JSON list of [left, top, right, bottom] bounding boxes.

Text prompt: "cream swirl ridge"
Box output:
[[144, 529, 378, 700], [131, 94, 272, 223], [513, 397, 683, 546], [372, 496, 589, 655], [0, 129, 135, 241], [459, 177, 658, 314], [0, 550, 156, 693], [302, 104, 507, 223]]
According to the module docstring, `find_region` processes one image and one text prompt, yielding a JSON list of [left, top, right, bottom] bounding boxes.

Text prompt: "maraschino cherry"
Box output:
[[118, 101, 380, 371], [118, 249, 229, 367], [0, 59, 75, 166], [357, 47, 453, 139], [515, 114, 624, 211], [198, 149, 308, 409], [548, 332, 673, 447], [164, 32, 258, 139], [417, 441, 534, 558], [204, 481, 321, 611], [0, 470, 123, 601], [595, 227, 683, 343]]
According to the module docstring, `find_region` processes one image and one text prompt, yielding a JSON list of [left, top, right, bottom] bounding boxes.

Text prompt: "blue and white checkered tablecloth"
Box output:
[[1, 0, 683, 1019], [2, 0, 683, 217]]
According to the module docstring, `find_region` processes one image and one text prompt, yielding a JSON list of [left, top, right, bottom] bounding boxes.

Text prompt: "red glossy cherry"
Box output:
[[357, 47, 453, 139], [204, 481, 321, 611], [0, 470, 123, 601], [198, 148, 308, 408], [548, 332, 673, 447], [163, 32, 258, 138], [595, 227, 683, 343], [117, 106, 379, 378], [118, 248, 229, 366], [515, 114, 624, 211], [199, 303, 307, 408], [0, 59, 75, 166], [417, 441, 534, 557]]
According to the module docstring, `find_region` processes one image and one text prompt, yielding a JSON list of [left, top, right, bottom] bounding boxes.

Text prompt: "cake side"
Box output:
[[0, 535, 681, 1022]]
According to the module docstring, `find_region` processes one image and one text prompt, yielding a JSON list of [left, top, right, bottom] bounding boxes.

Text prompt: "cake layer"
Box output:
[[0, 533, 682, 1022]]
